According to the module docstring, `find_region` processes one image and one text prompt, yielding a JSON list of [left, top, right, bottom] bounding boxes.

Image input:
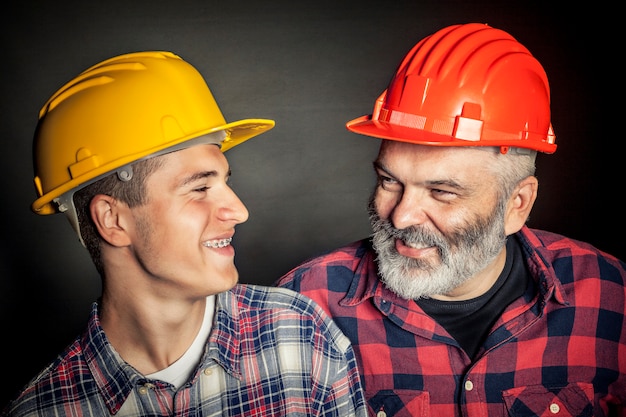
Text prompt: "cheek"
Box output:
[[143, 203, 195, 240], [373, 190, 397, 218], [438, 210, 470, 232]]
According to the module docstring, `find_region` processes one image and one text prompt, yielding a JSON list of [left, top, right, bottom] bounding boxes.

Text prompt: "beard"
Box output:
[[368, 194, 507, 300]]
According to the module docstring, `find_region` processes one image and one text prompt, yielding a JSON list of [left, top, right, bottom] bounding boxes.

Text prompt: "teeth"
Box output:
[[404, 241, 430, 249], [202, 238, 232, 248]]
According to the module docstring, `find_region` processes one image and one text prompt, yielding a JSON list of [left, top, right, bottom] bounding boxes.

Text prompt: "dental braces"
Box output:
[[202, 238, 232, 248]]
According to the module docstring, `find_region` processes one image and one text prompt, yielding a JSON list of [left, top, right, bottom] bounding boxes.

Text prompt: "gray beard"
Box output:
[[368, 196, 507, 300]]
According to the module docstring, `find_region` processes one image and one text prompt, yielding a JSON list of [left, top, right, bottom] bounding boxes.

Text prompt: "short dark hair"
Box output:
[[73, 156, 164, 276]]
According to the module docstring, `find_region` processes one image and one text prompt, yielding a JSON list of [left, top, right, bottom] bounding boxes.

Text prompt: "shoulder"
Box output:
[[229, 284, 333, 323], [521, 227, 624, 264], [275, 239, 372, 284], [230, 283, 319, 312], [2, 337, 93, 416], [518, 227, 626, 286], [227, 284, 352, 353]]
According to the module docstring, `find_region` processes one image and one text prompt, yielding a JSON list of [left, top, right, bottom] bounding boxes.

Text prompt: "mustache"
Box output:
[[368, 205, 447, 251]]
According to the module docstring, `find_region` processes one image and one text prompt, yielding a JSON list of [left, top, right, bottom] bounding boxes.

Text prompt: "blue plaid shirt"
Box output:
[[3, 284, 367, 417]]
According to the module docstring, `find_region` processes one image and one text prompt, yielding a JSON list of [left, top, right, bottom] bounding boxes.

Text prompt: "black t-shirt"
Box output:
[[416, 237, 531, 359]]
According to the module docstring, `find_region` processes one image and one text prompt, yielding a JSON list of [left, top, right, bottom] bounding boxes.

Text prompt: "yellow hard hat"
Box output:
[[32, 51, 275, 215]]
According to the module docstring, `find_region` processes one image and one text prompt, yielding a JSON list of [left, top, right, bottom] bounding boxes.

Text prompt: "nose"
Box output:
[[388, 189, 429, 230], [218, 185, 249, 224]]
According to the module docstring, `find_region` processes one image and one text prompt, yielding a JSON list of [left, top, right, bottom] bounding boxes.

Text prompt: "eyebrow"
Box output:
[[178, 168, 231, 188], [373, 160, 465, 190], [427, 179, 464, 190], [373, 160, 390, 176]]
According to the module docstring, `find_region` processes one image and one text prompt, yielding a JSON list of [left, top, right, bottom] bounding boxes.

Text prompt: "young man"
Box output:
[[276, 23, 626, 416], [3, 51, 367, 416]]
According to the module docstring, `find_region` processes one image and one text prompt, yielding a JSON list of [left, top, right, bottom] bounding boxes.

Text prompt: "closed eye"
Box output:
[[430, 188, 457, 201], [427, 180, 465, 202]]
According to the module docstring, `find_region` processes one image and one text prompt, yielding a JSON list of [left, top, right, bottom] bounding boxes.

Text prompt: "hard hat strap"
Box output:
[[54, 191, 84, 247]]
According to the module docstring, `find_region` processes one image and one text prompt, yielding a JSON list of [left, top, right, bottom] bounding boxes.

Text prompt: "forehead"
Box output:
[[146, 144, 226, 181], [155, 143, 224, 166], [377, 141, 498, 183]]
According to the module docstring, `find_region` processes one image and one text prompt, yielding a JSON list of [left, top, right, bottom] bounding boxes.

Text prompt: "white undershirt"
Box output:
[[145, 295, 215, 389]]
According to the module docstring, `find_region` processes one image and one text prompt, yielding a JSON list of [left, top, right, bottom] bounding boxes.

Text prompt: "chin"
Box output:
[[221, 268, 240, 287]]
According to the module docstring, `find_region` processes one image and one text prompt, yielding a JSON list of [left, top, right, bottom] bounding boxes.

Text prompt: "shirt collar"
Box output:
[[338, 239, 407, 307], [81, 302, 141, 415], [205, 289, 243, 379], [516, 226, 568, 306]]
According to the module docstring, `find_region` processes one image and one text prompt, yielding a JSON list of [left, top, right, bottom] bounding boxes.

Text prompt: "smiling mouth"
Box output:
[[202, 238, 233, 248], [400, 239, 433, 250]]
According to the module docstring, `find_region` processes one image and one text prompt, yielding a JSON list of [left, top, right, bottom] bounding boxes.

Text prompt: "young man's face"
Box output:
[[126, 143, 248, 298], [369, 141, 509, 300]]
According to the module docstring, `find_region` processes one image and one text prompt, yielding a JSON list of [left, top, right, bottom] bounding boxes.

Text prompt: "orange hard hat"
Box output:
[[347, 23, 557, 153]]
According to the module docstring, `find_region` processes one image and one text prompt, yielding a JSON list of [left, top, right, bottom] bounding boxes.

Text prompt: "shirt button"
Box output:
[[464, 380, 474, 391], [376, 411, 387, 417], [203, 368, 213, 376], [138, 386, 149, 395], [549, 403, 560, 414]]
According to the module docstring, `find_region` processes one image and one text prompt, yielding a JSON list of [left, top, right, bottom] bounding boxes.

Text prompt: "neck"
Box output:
[[99, 271, 209, 374]]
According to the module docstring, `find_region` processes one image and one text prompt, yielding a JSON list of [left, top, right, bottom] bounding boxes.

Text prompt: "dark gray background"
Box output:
[[1, 0, 620, 407]]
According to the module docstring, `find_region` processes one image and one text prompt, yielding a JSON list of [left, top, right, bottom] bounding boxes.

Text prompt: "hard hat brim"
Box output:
[[31, 118, 275, 215], [346, 115, 460, 147], [347, 115, 557, 153], [219, 118, 275, 152]]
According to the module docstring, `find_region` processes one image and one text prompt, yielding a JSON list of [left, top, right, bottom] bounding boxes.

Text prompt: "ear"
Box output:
[[504, 176, 538, 236], [90, 195, 132, 247]]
